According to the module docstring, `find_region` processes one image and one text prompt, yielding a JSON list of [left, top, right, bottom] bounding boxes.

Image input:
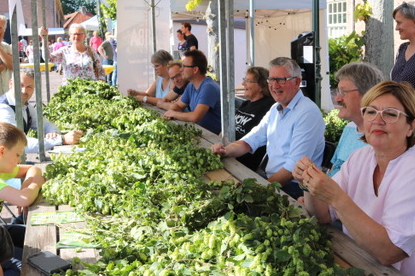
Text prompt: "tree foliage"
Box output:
[[101, 0, 117, 20], [61, 0, 97, 15]]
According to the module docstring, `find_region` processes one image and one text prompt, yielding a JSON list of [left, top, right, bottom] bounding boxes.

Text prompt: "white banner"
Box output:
[[117, 0, 171, 95]]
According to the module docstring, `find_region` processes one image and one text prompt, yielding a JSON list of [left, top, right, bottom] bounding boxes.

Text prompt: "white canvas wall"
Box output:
[[117, 0, 171, 94]]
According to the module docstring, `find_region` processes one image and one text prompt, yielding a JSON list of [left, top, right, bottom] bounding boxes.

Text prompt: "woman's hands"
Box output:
[[293, 156, 343, 205]]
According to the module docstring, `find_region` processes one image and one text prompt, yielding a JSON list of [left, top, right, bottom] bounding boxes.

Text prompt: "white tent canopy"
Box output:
[[20, 27, 65, 36], [81, 15, 99, 31], [171, 0, 326, 12]]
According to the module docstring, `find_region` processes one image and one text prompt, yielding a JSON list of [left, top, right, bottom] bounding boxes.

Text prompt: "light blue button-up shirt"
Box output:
[[242, 90, 325, 178]]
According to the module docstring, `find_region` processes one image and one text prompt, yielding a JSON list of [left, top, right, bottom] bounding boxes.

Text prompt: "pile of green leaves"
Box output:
[[41, 79, 369, 276], [322, 109, 348, 145]]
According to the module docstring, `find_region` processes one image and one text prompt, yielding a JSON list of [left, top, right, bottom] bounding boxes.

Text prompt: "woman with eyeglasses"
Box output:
[[128, 50, 176, 105], [39, 24, 105, 84], [391, 2, 415, 88], [235, 67, 275, 171], [293, 81, 415, 275]]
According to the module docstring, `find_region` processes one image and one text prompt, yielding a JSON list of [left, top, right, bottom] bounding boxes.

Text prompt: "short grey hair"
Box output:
[[393, 2, 415, 19], [0, 15, 7, 26], [12, 67, 35, 80], [151, 50, 173, 65], [335, 62, 384, 95], [269, 57, 302, 79], [69, 23, 86, 35]]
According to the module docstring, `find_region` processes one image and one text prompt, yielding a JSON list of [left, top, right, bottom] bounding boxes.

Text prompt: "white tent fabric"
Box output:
[[171, 0, 327, 12], [81, 15, 100, 31], [20, 27, 65, 36]]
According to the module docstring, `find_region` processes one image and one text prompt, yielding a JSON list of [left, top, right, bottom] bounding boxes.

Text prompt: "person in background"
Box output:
[[52, 37, 65, 74], [24, 40, 34, 64], [0, 68, 83, 153], [391, 2, 415, 88], [128, 50, 175, 103], [110, 35, 117, 87], [98, 32, 114, 85], [211, 57, 325, 199], [89, 30, 103, 53], [177, 29, 188, 53], [234, 67, 275, 171], [163, 50, 221, 135], [0, 15, 12, 96], [329, 62, 385, 176], [181, 22, 198, 51], [0, 122, 46, 276], [293, 81, 415, 275], [39, 24, 105, 84], [157, 61, 190, 111]]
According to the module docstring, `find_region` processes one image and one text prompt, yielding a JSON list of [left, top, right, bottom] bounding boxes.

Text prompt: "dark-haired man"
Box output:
[[181, 22, 198, 51], [163, 50, 221, 135]]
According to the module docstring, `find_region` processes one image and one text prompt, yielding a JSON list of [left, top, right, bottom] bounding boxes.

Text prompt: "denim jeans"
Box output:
[[103, 59, 114, 85], [112, 61, 117, 87]]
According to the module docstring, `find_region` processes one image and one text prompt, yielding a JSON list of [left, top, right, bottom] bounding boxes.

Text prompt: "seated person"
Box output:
[[235, 67, 275, 171], [127, 50, 177, 105], [293, 81, 415, 275], [156, 61, 190, 111], [0, 68, 83, 153], [328, 62, 384, 176], [0, 122, 46, 276], [163, 50, 221, 135], [211, 57, 325, 199]]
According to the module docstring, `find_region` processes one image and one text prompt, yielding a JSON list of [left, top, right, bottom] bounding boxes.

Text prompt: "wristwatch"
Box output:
[[143, 96, 148, 103]]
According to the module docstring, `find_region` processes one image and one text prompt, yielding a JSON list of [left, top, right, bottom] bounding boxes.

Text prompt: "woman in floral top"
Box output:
[[40, 24, 105, 84]]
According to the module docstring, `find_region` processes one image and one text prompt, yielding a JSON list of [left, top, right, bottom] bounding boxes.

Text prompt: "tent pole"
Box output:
[[313, 0, 321, 108], [151, 0, 157, 53], [249, 0, 255, 66], [41, 0, 51, 102], [218, 0, 229, 144], [11, 5, 24, 144], [31, 0, 46, 161], [226, 0, 235, 142]]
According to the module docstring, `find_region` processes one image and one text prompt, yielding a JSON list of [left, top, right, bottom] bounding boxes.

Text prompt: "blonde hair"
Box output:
[[361, 81, 415, 148], [0, 122, 27, 148]]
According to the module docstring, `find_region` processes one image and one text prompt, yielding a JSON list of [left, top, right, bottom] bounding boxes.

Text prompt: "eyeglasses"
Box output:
[[170, 72, 181, 80], [71, 33, 84, 36], [242, 78, 257, 84], [360, 106, 409, 124], [182, 65, 197, 68], [153, 64, 162, 69], [335, 88, 359, 97], [266, 77, 297, 85]]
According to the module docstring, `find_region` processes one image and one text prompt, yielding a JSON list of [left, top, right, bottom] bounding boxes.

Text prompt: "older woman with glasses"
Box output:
[[391, 2, 415, 88], [127, 50, 176, 105], [39, 24, 105, 84], [235, 67, 275, 171], [293, 81, 415, 275]]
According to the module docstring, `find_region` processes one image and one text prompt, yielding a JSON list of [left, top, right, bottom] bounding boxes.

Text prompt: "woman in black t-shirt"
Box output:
[[235, 67, 275, 171]]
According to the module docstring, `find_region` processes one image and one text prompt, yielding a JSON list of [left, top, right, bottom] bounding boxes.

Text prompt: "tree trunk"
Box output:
[[206, 1, 220, 82], [364, 0, 394, 79]]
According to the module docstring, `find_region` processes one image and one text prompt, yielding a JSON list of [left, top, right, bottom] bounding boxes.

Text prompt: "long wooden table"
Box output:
[[21, 105, 404, 276]]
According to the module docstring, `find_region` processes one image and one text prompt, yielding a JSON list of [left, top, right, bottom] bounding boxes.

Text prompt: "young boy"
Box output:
[[0, 122, 46, 276]]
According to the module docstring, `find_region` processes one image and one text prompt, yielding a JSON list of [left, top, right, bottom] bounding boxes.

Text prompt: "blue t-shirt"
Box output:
[[181, 77, 222, 134], [328, 121, 366, 177]]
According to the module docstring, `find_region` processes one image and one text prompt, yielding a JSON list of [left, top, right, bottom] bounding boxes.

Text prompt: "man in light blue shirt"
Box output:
[[0, 67, 82, 153], [211, 57, 325, 199]]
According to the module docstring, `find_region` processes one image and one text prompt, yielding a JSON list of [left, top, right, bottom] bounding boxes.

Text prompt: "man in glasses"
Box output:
[[329, 62, 384, 176], [211, 57, 324, 199], [163, 50, 221, 135], [157, 61, 189, 111]]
